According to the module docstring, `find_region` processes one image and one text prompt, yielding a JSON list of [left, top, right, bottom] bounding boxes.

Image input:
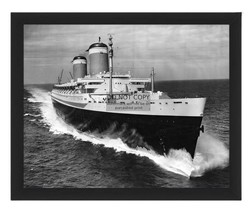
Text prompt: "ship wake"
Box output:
[[26, 87, 229, 178]]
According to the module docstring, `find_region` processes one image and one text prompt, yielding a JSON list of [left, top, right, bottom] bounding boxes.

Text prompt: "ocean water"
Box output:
[[24, 80, 229, 188]]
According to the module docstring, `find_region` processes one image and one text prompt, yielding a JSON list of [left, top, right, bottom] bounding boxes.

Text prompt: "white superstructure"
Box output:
[[51, 72, 206, 117]]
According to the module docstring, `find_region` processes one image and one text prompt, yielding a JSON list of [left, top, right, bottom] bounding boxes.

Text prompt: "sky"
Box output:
[[24, 25, 229, 84]]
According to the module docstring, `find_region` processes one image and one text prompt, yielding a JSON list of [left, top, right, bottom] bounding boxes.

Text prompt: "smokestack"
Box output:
[[72, 56, 87, 81]]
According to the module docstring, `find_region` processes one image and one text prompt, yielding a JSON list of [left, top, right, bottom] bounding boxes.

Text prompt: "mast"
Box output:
[[108, 34, 113, 98], [58, 69, 64, 84], [151, 67, 155, 92], [69, 72, 73, 79]]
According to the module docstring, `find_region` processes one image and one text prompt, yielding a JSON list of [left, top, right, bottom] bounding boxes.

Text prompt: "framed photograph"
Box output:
[[11, 13, 241, 200]]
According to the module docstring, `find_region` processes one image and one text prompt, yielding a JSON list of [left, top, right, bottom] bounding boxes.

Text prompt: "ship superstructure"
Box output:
[[51, 36, 206, 158]]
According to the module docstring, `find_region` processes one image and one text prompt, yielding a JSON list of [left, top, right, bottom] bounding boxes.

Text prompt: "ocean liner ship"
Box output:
[[50, 36, 206, 158]]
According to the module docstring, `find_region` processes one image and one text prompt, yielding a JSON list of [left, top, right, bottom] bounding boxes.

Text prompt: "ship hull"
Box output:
[[52, 98, 202, 158]]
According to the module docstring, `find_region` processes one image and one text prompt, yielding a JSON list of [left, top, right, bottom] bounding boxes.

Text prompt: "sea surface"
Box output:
[[24, 80, 229, 188]]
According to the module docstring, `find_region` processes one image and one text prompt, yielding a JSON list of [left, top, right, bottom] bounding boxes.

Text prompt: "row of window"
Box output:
[[150, 101, 188, 105], [53, 89, 95, 94], [130, 82, 145, 85], [88, 82, 102, 85], [53, 89, 81, 94]]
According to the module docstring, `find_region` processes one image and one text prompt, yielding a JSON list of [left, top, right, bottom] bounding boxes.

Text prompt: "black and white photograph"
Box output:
[[24, 24, 229, 186], [11, 13, 241, 200]]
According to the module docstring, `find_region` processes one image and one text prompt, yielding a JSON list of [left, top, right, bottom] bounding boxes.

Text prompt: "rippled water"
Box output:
[[24, 80, 229, 188]]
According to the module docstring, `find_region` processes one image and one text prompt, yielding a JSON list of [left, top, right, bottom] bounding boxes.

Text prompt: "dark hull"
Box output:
[[52, 99, 203, 158]]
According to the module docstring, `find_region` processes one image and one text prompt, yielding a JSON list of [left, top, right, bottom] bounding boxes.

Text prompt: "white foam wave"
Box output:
[[24, 113, 41, 117], [27, 87, 229, 178], [191, 134, 229, 177], [27, 97, 42, 103]]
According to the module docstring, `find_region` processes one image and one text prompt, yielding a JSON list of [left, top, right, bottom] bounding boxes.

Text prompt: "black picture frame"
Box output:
[[11, 13, 241, 200]]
